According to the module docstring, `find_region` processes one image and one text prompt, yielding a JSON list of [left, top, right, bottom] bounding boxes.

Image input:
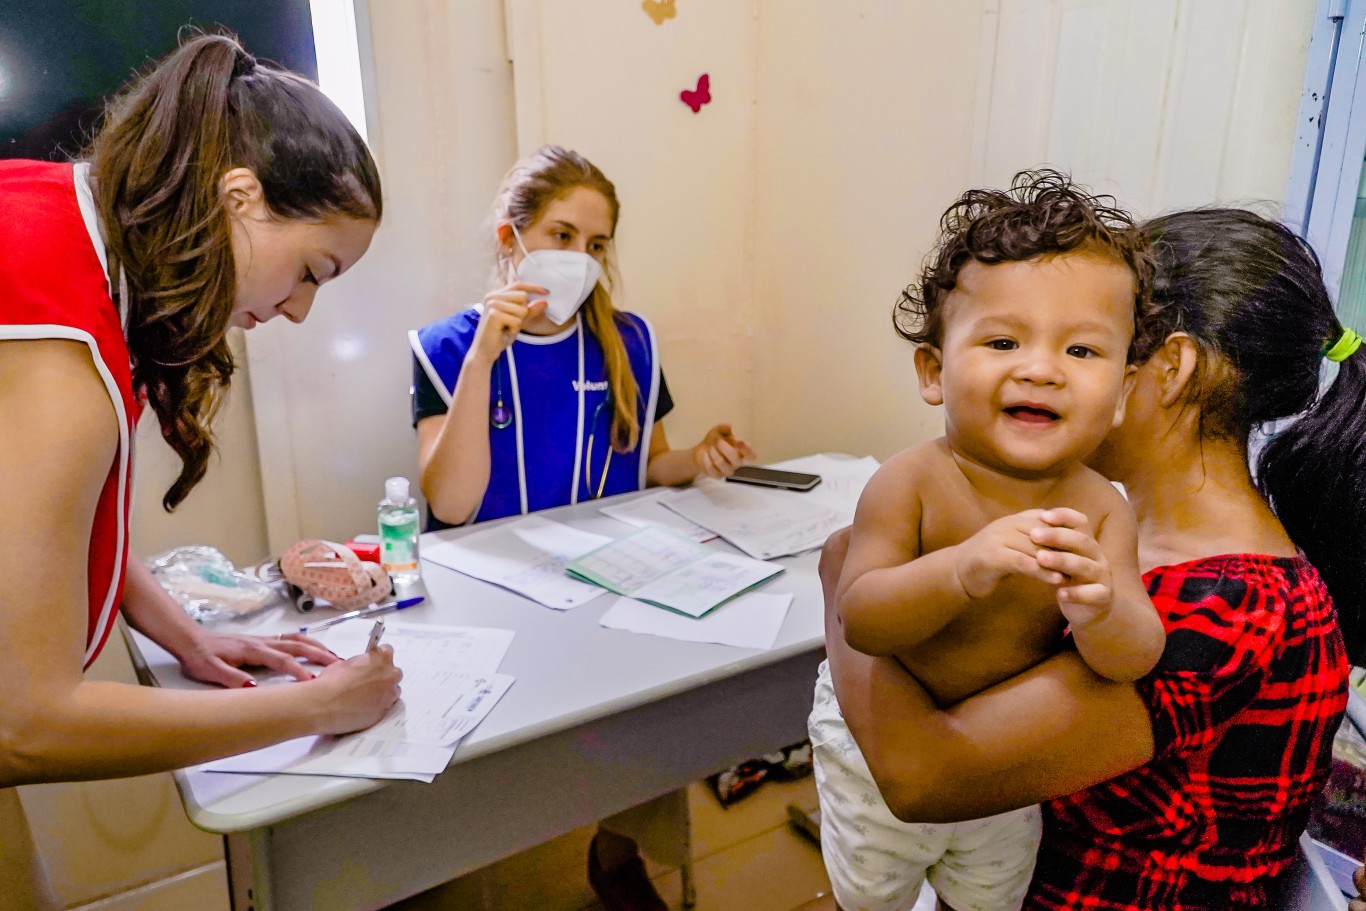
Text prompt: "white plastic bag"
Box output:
[[145, 546, 279, 623]]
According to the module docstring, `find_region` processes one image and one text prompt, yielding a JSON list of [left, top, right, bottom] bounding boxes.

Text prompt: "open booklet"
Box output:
[[565, 524, 783, 618]]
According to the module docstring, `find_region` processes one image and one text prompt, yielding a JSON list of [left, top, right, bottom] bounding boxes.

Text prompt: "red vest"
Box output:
[[0, 160, 139, 669]]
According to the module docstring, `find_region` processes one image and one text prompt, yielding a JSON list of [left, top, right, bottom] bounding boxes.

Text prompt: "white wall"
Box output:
[[506, 0, 1314, 466], [972, 0, 1314, 217], [248, 0, 519, 552]]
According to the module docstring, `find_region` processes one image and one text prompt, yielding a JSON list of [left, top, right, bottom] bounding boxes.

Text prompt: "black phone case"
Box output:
[[725, 473, 821, 492]]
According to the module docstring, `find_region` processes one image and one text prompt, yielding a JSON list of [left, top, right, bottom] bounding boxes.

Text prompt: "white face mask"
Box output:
[[511, 224, 603, 326]]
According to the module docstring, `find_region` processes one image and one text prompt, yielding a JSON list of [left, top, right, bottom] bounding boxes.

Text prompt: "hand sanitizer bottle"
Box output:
[[378, 477, 421, 585]]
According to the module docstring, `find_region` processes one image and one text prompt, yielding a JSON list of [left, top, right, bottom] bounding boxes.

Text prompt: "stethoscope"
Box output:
[[582, 393, 614, 501], [488, 314, 613, 511]]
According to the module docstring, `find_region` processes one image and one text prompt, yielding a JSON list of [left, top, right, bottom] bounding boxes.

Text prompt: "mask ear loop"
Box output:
[[509, 222, 534, 262]]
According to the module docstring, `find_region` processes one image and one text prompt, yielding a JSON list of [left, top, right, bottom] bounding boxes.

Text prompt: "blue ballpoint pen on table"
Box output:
[[298, 596, 425, 634]]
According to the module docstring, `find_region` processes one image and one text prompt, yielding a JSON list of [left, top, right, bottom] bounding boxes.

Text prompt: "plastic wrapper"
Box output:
[[145, 546, 281, 623]]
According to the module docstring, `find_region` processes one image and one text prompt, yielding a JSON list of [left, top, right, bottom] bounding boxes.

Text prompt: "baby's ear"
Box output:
[[914, 344, 945, 406]]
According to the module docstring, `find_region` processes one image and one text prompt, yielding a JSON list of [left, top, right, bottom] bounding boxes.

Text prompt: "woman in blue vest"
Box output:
[[411, 145, 754, 532], [410, 145, 754, 910]]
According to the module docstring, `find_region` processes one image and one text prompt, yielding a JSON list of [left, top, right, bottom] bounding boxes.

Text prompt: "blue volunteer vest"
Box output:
[[411, 307, 660, 525]]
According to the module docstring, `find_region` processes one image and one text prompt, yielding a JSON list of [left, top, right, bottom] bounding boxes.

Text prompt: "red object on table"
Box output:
[[345, 539, 381, 564]]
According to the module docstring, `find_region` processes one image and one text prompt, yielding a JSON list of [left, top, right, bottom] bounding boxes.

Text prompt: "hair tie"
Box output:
[[232, 51, 258, 79], [1325, 327, 1362, 362]]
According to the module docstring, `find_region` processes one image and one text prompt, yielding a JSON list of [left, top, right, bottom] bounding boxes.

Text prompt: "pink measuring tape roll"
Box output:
[[279, 540, 392, 611]]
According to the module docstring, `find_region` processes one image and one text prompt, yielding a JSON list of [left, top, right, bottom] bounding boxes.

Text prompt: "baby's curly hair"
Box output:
[[895, 169, 1158, 361]]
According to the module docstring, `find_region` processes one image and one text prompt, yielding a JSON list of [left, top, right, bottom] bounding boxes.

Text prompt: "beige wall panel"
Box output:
[[512, 0, 759, 450], [977, 0, 1314, 217], [750, 0, 988, 461], [248, 0, 519, 549], [130, 335, 268, 568], [66, 865, 226, 911], [20, 632, 222, 908], [1217, 0, 1316, 206]]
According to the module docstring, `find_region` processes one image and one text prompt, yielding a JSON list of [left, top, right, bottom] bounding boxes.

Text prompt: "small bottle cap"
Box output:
[[385, 476, 410, 504]]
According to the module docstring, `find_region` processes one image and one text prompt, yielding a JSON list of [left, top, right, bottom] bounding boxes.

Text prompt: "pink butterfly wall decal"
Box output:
[[681, 74, 711, 113]]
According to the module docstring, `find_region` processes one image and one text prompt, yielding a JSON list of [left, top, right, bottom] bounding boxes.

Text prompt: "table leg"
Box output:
[[225, 830, 274, 911]]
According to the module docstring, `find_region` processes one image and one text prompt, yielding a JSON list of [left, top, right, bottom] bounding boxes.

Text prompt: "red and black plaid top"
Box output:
[[1026, 554, 1349, 911]]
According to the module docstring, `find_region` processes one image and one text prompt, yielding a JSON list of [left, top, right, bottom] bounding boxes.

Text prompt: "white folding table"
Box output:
[[123, 490, 827, 911]]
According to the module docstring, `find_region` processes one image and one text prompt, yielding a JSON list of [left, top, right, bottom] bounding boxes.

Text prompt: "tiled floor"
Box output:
[[391, 777, 833, 911]]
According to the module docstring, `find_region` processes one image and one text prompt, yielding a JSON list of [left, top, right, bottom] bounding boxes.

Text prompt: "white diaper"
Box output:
[[808, 661, 1041, 911]]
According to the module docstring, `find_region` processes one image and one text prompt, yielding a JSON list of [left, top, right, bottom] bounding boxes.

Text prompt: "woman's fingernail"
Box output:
[[241, 679, 258, 688], [312, 672, 320, 680]]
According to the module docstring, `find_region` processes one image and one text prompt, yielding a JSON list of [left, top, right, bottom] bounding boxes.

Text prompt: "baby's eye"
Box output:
[[985, 338, 1016, 350], [303, 267, 318, 286], [1066, 345, 1097, 358]]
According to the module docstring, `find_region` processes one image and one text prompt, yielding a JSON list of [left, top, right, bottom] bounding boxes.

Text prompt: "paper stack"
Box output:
[[663, 454, 880, 560], [200, 623, 516, 783]]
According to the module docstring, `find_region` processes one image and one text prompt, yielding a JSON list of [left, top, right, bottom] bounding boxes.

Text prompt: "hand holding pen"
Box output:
[[366, 618, 386, 652], [308, 620, 402, 736]]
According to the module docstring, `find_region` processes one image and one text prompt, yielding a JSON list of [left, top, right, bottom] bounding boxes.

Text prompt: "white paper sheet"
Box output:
[[662, 481, 845, 560], [599, 490, 716, 542], [598, 592, 792, 650], [770, 454, 881, 521], [422, 515, 611, 609], [663, 455, 880, 560], [567, 525, 783, 617], [357, 669, 515, 746], [317, 622, 514, 674], [201, 733, 450, 782], [201, 623, 517, 781]]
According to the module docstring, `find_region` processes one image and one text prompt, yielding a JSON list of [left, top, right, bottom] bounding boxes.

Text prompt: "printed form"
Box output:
[[200, 623, 516, 782], [663, 454, 880, 560], [566, 525, 783, 617], [422, 514, 612, 609]]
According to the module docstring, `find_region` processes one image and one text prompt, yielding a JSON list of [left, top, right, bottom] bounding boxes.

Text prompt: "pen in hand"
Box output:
[[298, 596, 425, 634], [366, 618, 386, 652]]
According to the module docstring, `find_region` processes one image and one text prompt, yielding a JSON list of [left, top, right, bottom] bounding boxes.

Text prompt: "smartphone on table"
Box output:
[[725, 465, 822, 492]]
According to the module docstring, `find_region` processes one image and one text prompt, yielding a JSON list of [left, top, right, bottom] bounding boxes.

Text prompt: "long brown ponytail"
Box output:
[[87, 31, 381, 509], [492, 145, 643, 452]]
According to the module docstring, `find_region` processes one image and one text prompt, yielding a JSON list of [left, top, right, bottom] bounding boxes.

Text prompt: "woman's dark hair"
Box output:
[[87, 31, 382, 509], [1146, 208, 1366, 662], [896, 169, 1157, 358]]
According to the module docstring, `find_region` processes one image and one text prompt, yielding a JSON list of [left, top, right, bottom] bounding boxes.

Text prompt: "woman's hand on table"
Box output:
[[691, 423, 755, 478], [311, 646, 404, 735], [177, 630, 340, 688]]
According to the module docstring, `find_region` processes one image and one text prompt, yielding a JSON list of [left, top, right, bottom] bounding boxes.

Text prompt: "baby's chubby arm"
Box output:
[[836, 450, 1062, 656], [1030, 501, 1165, 681]]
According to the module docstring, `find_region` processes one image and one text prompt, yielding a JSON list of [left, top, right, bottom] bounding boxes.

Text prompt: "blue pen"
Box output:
[[298, 596, 425, 634]]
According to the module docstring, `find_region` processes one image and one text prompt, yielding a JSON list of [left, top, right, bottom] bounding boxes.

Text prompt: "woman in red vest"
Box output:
[[0, 33, 401, 904]]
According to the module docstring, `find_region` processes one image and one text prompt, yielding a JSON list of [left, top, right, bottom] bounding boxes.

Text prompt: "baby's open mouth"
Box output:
[[1004, 405, 1059, 423]]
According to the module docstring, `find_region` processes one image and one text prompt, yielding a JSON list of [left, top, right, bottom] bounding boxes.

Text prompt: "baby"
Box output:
[[810, 171, 1166, 911]]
